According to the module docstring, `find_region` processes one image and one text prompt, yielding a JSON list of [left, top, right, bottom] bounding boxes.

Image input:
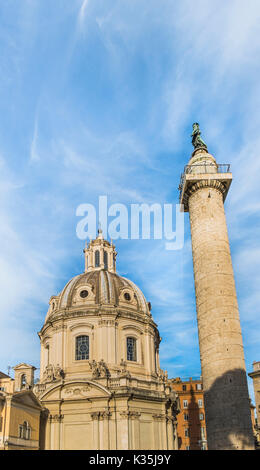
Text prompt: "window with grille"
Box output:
[[75, 335, 89, 360], [127, 337, 137, 361]]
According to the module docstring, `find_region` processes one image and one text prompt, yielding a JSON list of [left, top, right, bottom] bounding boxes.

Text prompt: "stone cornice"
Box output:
[[40, 307, 158, 338], [42, 299, 152, 329], [248, 371, 260, 379], [179, 169, 232, 212]]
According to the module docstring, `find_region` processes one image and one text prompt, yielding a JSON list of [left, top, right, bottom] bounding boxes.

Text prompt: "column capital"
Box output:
[[49, 414, 64, 423], [152, 413, 166, 422]]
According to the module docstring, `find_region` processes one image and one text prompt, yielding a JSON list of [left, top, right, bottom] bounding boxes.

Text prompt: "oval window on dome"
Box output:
[[80, 290, 89, 298], [124, 292, 131, 301]]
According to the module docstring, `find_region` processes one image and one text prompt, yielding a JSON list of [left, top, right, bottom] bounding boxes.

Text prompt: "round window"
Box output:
[[80, 290, 89, 298], [124, 292, 131, 301], [79, 343, 88, 352]]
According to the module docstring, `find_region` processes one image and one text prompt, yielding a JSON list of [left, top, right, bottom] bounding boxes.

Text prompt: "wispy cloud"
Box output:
[[0, 0, 259, 396], [78, 0, 90, 29], [30, 114, 40, 162]]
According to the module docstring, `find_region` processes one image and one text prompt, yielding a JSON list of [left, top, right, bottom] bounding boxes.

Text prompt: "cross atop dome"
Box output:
[[83, 230, 117, 273]]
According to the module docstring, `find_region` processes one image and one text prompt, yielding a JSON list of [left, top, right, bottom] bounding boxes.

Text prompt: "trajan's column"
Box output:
[[179, 123, 254, 450]]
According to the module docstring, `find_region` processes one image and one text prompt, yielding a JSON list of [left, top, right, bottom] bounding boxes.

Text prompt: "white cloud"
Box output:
[[30, 115, 40, 162], [78, 0, 90, 29]]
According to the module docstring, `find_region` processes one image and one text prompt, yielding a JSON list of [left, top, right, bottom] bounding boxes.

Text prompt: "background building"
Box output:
[[169, 377, 207, 450], [249, 361, 260, 448], [0, 368, 42, 450]]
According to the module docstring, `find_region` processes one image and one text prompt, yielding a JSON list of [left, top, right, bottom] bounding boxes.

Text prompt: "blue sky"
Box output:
[[0, 0, 259, 402]]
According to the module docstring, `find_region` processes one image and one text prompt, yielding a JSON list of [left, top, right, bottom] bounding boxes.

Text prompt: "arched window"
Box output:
[[75, 335, 89, 361], [46, 344, 50, 366], [104, 251, 108, 270], [95, 250, 100, 267], [20, 374, 27, 389], [126, 337, 137, 361], [19, 421, 31, 440]]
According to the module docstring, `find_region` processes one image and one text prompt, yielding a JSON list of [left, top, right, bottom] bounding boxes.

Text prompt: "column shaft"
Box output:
[[189, 187, 254, 449]]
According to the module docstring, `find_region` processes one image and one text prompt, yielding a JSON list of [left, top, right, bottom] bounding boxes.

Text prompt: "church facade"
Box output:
[[30, 230, 179, 450]]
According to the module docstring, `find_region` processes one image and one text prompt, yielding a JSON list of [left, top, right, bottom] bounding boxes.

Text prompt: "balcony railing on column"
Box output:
[[179, 164, 231, 201]]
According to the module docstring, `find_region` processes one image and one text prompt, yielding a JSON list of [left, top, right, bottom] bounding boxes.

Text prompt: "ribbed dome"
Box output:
[[46, 269, 151, 322]]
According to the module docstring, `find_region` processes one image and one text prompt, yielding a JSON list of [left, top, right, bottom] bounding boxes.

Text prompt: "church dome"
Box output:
[[58, 270, 150, 313], [45, 231, 152, 323]]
